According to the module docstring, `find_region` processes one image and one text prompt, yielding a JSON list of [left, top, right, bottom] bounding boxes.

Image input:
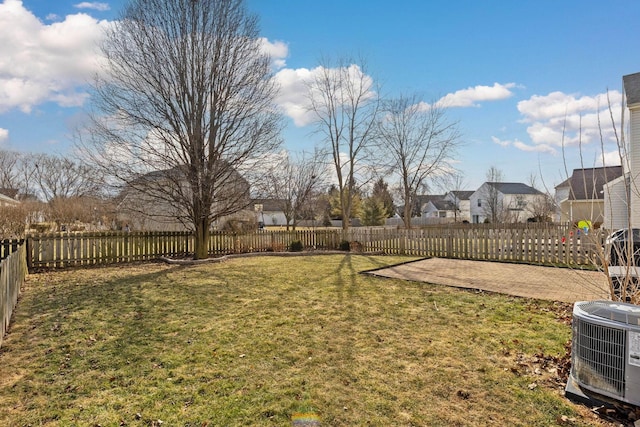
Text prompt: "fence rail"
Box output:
[[28, 231, 192, 269], [1, 242, 27, 348], [25, 224, 601, 269]]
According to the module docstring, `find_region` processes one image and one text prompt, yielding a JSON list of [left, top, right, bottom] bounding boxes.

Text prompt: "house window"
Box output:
[[477, 199, 482, 207], [472, 215, 480, 223], [439, 211, 446, 218], [515, 196, 526, 209]]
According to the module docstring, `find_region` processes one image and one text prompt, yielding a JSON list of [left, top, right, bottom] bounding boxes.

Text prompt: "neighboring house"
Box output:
[[554, 177, 571, 223], [421, 196, 456, 219], [603, 174, 629, 230], [603, 72, 640, 230], [118, 164, 251, 231], [444, 190, 473, 222], [413, 194, 441, 218], [411, 191, 473, 221], [555, 166, 623, 227], [469, 182, 544, 224], [397, 194, 440, 219], [251, 198, 288, 227]]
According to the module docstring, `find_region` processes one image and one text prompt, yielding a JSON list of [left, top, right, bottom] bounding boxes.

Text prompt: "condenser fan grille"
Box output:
[[573, 317, 626, 397]]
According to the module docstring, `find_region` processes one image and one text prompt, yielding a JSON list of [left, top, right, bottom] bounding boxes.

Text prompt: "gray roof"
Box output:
[[624, 72, 640, 107], [414, 194, 444, 206], [486, 182, 543, 195], [567, 165, 623, 200], [449, 190, 474, 200], [430, 199, 456, 211], [554, 177, 571, 189]]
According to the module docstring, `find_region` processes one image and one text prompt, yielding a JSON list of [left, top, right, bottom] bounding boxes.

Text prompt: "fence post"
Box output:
[[25, 237, 32, 272]]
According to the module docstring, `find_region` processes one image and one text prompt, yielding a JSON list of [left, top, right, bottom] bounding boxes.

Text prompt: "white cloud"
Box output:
[[73, 2, 110, 11], [512, 140, 557, 154], [0, 0, 111, 113], [274, 67, 316, 126], [258, 38, 288, 70], [274, 64, 376, 127], [600, 149, 625, 167], [516, 90, 623, 150], [492, 136, 556, 154], [518, 91, 622, 121], [436, 83, 516, 108], [491, 136, 511, 147], [0, 128, 8, 144]]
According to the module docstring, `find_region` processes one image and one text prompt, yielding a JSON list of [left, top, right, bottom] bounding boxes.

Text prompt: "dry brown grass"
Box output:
[[0, 255, 614, 426]]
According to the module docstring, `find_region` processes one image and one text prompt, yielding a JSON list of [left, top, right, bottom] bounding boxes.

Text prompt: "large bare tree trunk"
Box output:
[[194, 216, 210, 260]]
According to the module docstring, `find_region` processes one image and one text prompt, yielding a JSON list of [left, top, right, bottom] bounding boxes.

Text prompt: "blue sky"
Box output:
[[1, 0, 639, 192]]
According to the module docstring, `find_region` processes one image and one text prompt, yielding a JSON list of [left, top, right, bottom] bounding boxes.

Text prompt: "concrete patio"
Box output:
[[366, 257, 611, 303]]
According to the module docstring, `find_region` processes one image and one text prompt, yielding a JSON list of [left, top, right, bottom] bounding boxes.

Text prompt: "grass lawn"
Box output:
[[0, 255, 610, 426]]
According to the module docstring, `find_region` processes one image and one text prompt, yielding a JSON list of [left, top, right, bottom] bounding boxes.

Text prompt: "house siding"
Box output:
[[470, 182, 543, 223], [630, 108, 640, 228], [603, 175, 628, 230]]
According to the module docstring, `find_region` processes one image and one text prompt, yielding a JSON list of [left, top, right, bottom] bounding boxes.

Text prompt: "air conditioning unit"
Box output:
[[570, 300, 640, 407]]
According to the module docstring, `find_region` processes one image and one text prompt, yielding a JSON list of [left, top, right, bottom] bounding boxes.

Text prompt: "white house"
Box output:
[[603, 72, 640, 230], [469, 182, 544, 224], [421, 197, 456, 219], [555, 166, 623, 227], [251, 199, 288, 227], [444, 190, 473, 222]]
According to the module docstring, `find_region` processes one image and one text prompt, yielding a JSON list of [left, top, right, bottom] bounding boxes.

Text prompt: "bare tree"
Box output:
[[445, 172, 468, 223], [34, 155, 99, 201], [0, 150, 39, 200], [526, 193, 555, 222], [0, 150, 19, 191], [31, 155, 103, 229], [482, 166, 505, 223], [307, 56, 379, 231], [0, 204, 26, 239], [80, 0, 281, 259], [525, 173, 556, 222], [262, 149, 327, 230], [377, 94, 461, 228]]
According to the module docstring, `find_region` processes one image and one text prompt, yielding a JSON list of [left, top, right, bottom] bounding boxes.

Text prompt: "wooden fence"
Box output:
[[0, 224, 603, 348], [25, 224, 602, 269], [27, 231, 192, 269], [0, 242, 28, 348], [349, 225, 597, 265], [1, 239, 23, 261]]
